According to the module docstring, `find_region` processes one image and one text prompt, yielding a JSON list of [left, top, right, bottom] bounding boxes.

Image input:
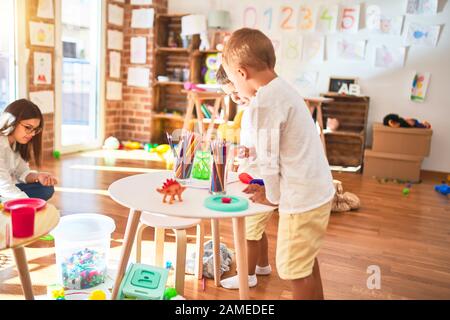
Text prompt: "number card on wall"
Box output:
[[298, 5, 316, 32], [281, 35, 302, 61], [340, 5, 360, 33], [302, 36, 324, 63], [316, 5, 338, 33]]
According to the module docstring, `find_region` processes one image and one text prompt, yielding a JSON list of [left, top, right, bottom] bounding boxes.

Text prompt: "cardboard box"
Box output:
[[372, 123, 432, 157], [363, 149, 423, 182]]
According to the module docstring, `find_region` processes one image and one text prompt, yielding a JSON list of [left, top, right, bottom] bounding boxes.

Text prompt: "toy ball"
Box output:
[[402, 188, 410, 196], [103, 136, 120, 150], [222, 197, 232, 204], [164, 287, 178, 300], [52, 150, 61, 160], [88, 289, 107, 300]]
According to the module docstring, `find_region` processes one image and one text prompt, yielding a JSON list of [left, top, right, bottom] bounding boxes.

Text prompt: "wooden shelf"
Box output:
[[156, 47, 189, 54], [152, 112, 185, 121], [153, 81, 185, 87], [193, 49, 221, 55]]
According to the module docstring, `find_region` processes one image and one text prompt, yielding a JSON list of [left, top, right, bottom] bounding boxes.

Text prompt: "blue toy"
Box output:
[[250, 179, 264, 186], [434, 184, 450, 196]]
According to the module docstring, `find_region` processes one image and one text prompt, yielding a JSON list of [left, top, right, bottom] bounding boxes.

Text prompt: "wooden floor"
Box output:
[[1, 150, 449, 300]]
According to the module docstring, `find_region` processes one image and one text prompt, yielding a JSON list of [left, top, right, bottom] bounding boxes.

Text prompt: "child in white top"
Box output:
[[0, 99, 58, 201], [222, 28, 335, 299]]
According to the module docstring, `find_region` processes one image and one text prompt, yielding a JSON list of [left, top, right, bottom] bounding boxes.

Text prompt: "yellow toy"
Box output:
[[217, 109, 244, 144], [123, 141, 142, 150], [47, 284, 65, 300], [88, 289, 107, 300]]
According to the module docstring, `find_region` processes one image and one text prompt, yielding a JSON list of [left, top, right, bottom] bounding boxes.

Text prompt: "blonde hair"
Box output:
[[223, 28, 276, 71]]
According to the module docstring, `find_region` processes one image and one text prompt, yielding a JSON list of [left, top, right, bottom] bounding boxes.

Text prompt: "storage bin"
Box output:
[[363, 149, 423, 182], [372, 123, 432, 157], [52, 214, 116, 290]]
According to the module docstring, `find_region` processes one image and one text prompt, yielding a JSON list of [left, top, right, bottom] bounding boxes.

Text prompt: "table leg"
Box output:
[[232, 217, 249, 300], [12, 246, 34, 300], [154, 227, 165, 267], [112, 209, 142, 300], [194, 221, 204, 280], [211, 219, 221, 287], [175, 229, 187, 296]]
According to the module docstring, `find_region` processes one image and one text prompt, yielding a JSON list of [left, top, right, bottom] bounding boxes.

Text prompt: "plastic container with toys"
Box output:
[[52, 214, 116, 290]]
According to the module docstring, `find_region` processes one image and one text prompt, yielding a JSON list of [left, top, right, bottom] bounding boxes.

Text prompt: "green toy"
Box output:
[[53, 150, 61, 160], [192, 151, 211, 180], [39, 234, 54, 241], [402, 188, 410, 196], [117, 263, 169, 300], [164, 287, 178, 300], [204, 195, 249, 212]]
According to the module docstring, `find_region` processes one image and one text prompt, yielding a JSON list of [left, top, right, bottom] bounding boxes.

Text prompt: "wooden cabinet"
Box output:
[[151, 14, 227, 143], [320, 93, 370, 169]]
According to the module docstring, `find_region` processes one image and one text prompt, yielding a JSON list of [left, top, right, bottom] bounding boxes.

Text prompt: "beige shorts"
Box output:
[[276, 201, 331, 280], [245, 212, 274, 241]]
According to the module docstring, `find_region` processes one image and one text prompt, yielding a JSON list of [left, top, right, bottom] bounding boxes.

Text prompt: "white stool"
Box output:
[[135, 212, 205, 296]]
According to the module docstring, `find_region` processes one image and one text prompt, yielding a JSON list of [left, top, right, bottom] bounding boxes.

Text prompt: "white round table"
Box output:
[[108, 170, 275, 300]]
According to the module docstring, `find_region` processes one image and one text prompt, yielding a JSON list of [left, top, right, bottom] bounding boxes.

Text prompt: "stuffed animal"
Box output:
[[331, 180, 360, 213], [383, 114, 431, 129]]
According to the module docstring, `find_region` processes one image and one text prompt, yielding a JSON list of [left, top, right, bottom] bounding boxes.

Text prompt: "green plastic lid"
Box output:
[[204, 195, 249, 212]]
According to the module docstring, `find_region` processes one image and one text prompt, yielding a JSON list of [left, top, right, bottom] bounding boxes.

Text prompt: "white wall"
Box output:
[[169, 0, 450, 172]]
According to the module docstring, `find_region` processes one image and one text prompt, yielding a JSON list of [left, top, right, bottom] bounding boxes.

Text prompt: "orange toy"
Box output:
[[156, 179, 186, 204]]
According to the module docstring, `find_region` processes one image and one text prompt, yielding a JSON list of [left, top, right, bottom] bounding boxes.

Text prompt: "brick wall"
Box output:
[[105, 0, 168, 142], [26, 0, 55, 159]]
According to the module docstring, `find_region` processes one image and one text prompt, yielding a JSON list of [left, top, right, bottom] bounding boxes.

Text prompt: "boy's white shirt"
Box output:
[[237, 103, 260, 178], [0, 135, 33, 200], [250, 77, 335, 214]]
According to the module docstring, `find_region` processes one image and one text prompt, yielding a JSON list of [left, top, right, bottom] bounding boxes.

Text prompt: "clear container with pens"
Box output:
[[209, 140, 231, 195], [167, 131, 200, 185]]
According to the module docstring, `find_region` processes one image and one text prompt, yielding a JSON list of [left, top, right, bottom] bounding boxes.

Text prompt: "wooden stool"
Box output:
[[304, 97, 334, 155], [135, 212, 205, 296], [183, 90, 227, 146]]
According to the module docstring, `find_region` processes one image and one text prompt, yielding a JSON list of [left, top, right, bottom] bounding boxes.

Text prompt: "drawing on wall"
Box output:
[[379, 15, 404, 35], [131, 8, 155, 29], [302, 36, 324, 63], [406, 0, 438, 15], [34, 52, 52, 85], [374, 46, 406, 68], [29, 22, 55, 47], [37, 0, 54, 19], [404, 22, 440, 47], [336, 39, 366, 61], [130, 37, 147, 64], [29, 91, 54, 114], [410, 72, 431, 102], [365, 5, 381, 31]]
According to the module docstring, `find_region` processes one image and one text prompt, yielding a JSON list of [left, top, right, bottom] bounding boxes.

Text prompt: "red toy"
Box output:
[[239, 173, 253, 184], [221, 197, 232, 204], [156, 179, 186, 204]]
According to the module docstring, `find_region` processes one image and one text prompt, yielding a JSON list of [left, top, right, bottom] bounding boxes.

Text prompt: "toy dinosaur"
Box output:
[[156, 179, 186, 204]]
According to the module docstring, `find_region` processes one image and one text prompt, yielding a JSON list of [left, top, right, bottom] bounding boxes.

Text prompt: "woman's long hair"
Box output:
[[1, 99, 44, 166]]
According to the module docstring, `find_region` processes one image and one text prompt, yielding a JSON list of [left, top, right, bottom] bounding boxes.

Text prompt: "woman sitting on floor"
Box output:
[[0, 99, 58, 201]]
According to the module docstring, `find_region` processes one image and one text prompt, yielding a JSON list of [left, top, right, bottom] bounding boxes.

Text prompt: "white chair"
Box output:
[[135, 212, 205, 296]]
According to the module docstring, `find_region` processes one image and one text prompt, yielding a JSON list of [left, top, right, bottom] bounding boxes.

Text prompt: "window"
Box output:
[[0, 0, 16, 110], [59, 0, 102, 148]]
